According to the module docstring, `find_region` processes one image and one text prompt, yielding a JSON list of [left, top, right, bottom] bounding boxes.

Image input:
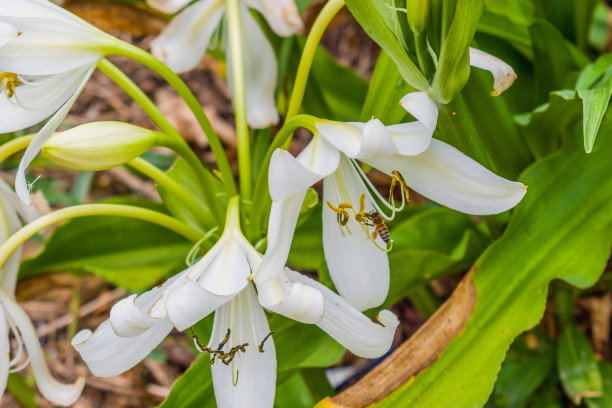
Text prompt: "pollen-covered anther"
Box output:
[[0, 72, 23, 98]]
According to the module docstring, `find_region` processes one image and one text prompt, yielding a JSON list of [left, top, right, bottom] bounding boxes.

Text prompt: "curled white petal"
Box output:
[[2, 294, 84, 405], [210, 285, 276, 408], [146, 0, 192, 14], [166, 278, 236, 331], [110, 294, 163, 338], [150, 0, 226, 74], [244, 0, 302, 37], [391, 91, 438, 155], [469, 48, 517, 96], [261, 272, 325, 324], [365, 138, 527, 215], [15, 64, 96, 205], [352, 118, 397, 159], [72, 319, 173, 377], [316, 120, 363, 158], [227, 5, 279, 128], [322, 156, 390, 311], [285, 270, 398, 358]]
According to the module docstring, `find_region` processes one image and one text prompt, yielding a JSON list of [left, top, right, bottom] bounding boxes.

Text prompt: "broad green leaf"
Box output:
[[478, 7, 533, 59], [490, 335, 555, 407], [288, 203, 325, 271], [275, 372, 318, 408], [368, 121, 612, 407], [6, 373, 37, 408], [557, 326, 603, 404], [526, 380, 564, 408], [585, 362, 612, 408], [344, 0, 429, 91], [157, 353, 215, 408], [384, 207, 490, 308], [156, 157, 220, 232], [19, 202, 192, 290]]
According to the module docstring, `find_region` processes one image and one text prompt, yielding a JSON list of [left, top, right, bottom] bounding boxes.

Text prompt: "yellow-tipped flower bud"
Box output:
[[406, 0, 429, 34], [42, 122, 159, 170]]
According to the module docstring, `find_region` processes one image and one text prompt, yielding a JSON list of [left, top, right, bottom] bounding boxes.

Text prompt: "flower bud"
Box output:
[[42, 122, 159, 170], [406, 0, 429, 34]]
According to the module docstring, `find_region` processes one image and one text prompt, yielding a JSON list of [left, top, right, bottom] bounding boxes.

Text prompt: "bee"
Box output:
[[364, 210, 390, 243]]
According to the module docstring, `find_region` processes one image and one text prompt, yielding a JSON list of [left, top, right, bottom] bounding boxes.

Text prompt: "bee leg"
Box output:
[[372, 230, 377, 240]]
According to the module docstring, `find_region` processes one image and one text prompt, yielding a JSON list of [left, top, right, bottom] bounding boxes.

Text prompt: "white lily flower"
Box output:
[[469, 48, 517, 96], [0, 0, 119, 204], [73, 197, 398, 407], [150, 0, 302, 128], [0, 181, 84, 406], [256, 92, 527, 311]]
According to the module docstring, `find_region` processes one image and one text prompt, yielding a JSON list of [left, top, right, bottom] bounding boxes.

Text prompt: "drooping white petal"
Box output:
[[316, 120, 363, 158], [268, 135, 339, 202], [0, 307, 8, 397], [150, 0, 226, 74], [261, 270, 325, 324], [0, 69, 92, 134], [0, 180, 39, 225], [110, 294, 164, 338], [0, 181, 25, 294], [0, 0, 109, 31], [146, 0, 192, 14], [226, 5, 279, 128], [244, 0, 302, 36], [72, 319, 173, 377], [388, 91, 438, 156], [285, 269, 398, 358], [469, 48, 517, 96], [254, 190, 306, 287], [0, 17, 109, 75], [165, 278, 236, 331], [1, 294, 84, 405], [351, 118, 397, 159], [15, 64, 96, 205], [322, 156, 390, 311], [0, 21, 18, 48], [210, 285, 276, 408], [364, 138, 527, 215]]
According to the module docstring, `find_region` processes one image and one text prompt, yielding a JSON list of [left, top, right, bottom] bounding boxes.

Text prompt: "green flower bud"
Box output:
[[406, 0, 429, 34], [42, 122, 159, 170]]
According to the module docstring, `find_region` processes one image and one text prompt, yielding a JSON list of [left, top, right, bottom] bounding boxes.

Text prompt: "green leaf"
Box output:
[[344, 0, 429, 91], [384, 207, 490, 308], [585, 362, 612, 408], [557, 326, 603, 404], [157, 353, 215, 408], [275, 372, 318, 408], [6, 373, 38, 408], [288, 202, 325, 271], [19, 201, 192, 290], [370, 121, 612, 407]]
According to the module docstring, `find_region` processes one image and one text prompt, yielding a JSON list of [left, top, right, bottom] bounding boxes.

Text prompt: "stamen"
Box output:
[[0, 72, 23, 98], [258, 332, 274, 353]]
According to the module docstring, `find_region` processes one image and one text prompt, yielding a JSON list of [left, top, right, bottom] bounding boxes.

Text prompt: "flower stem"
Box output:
[[226, 0, 251, 200], [248, 114, 317, 239], [109, 44, 237, 197], [285, 0, 345, 123], [0, 204, 201, 272], [126, 158, 214, 230], [0, 135, 34, 164]]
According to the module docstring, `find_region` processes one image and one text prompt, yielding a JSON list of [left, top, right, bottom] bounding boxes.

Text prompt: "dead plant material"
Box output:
[[319, 268, 478, 408], [66, 3, 167, 36]]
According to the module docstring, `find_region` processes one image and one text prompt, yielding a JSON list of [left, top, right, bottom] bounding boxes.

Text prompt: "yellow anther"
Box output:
[[0, 72, 22, 98], [389, 170, 410, 207], [326, 201, 352, 227]]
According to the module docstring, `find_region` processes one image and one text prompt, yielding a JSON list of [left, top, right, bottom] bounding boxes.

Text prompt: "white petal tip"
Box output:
[[469, 48, 517, 96], [71, 329, 93, 346], [376, 310, 399, 328]]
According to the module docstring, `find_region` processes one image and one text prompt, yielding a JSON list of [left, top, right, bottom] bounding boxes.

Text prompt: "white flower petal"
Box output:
[[2, 295, 84, 405], [72, 319, 173, 377], [469, 48, 517, 96], [0, 69, 92, 134], [268, 135, 339, 202], [0, 0, 105, 30], [150, 0, 226, 74], [0, 17, 108, 75], [285, 269, 398, 358], [244, 0, 302, 37], [352, 118, 397, 159], [322, 156, 390, 311], [254, 190, 306, 285], [210, 285, 276, 408], [262, 271, 325, 324], [166, 278, 237, 331], [0, 308, 8, 397], [197, 234, 252, 296], [15, 64, 95, 205], [227, 5, 279, 128], [316, 120, 363, 158], [110, 294, 163, 338], [0, 21, 18, 48], [146, 0, 192, 14], [385, 91, 438, 156], [364, 138, 527, 215]]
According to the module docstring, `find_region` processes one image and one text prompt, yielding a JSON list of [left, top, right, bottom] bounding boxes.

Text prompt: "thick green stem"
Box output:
[[0, 135, 34, 164], [0, 204, 201, 272], [285, 0, 345, 124], [248, 114, 317, 239], [226, 0, 252, 200], [97, 59, 224, 224], [126, 158, 213, 229], [109, 44, 237, 196]]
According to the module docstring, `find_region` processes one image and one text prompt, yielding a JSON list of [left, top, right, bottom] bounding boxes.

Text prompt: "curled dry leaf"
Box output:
[[317, 267, 478, 408]]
